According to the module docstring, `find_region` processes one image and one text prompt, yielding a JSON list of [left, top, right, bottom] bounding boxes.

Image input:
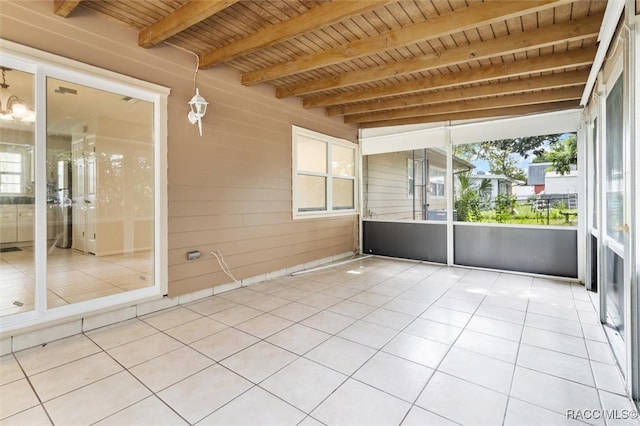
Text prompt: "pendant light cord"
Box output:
[[164, 42, 200, 96]]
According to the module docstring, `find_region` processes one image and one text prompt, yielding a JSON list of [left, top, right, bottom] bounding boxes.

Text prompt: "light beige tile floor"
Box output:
[[1, 257, 639, 425], [0, 246, 152, 316]]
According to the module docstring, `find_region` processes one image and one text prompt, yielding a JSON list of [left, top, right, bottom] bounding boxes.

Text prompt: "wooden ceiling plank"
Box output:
[[327, 69, 589, 116], [359, 100, 580, 128], [277, 12, 602, 98], [199, 0, 395, 68], [242, 0, 567, 86], [345, 86, 584, 124], [54, 0, 81, 18], [303, 46, 597, 109], [138, 0, 240, 48]]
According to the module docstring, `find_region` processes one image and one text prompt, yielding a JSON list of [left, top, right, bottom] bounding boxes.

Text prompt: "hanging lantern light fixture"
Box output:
[[187, 88, 208, 136]]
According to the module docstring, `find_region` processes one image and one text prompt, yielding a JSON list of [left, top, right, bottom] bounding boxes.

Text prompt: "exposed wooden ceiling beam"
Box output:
[[345, 86, 584, 124], [139, 0, 239, 48], [199, 0, 394, 69], [277, 13, 602, 98], [53, 0, 81, 17], [241, 0, 567, 86], [303, 47, 597, 109], [359, 101, 581, 128], [327, 70, 590, 116]]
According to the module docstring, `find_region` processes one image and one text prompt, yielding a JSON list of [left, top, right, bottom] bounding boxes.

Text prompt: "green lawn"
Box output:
[[477, 203, 578, 226]]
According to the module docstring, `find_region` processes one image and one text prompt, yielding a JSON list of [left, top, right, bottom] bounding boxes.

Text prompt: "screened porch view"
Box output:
[[361, 114, 581, 279]]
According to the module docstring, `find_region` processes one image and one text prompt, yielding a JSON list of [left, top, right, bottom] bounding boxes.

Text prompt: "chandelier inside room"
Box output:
[[0, 67, 35, 122]]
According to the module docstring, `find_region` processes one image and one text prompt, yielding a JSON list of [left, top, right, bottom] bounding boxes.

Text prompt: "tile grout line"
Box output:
[[501, 273, 533, 426], [9, 352, 56, 425], [82, 329, 194, 426], [6, 257, 636, 425], [397, 269, 503, 426]]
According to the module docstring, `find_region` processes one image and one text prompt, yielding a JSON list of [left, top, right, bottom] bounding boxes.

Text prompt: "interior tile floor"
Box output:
[[1, 257, 639, 426], [0, 246, 152, 316]]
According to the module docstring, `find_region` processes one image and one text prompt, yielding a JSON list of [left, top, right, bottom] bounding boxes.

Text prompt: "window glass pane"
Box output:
[[0, 68, 35, 317], [453, 133, 578, 225], [363, 149, 432, 221], [1, 161, 22, 173], [407, 158, 414, 196], [297, 136, 326, 173], [605, 76, 624, 244], [293, 127, 356, 217], [46, 76, 155, 308], [333, 178, 354, 210], [298, 175, 326, 211], [332, 145, 354, 176], [2, 174, 21, 184], [429, 168, 445, 197], [591, 118, 598, 227]]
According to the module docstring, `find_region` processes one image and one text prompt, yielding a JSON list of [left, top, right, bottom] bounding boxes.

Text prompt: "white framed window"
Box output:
[[292, 125, 357, 218], [429, 167, 445, 197], [0, 151, 22, 193]]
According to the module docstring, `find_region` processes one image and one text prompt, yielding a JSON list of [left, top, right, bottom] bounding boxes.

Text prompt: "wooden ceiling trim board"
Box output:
[[53, 0, 606, 130], [303, 46, 597, 108], [78, 2, 136, 27], [54, 0, 81, 18], [345, 85, 585, 124], [120, 1, 168, 24], [216, 4, 262, 34], [199, 0, 395, 68], [242, 0, 566, 86], [413, 0, 437, 19], [327, 69, 590, 116], [138, 0, 240, 48], [554, 1, 574, 21], [396, 0, 424, 20], [277, 12, 602, 98], [385, 1, 414, 26], [358, 100, 581, 128]]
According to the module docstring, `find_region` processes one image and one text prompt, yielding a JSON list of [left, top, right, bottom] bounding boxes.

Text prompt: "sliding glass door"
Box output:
[[0, 43, 167, 332]]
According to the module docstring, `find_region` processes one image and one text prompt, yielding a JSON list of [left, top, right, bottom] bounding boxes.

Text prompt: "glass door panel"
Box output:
[[0, 68, 36, 317], [46, 77, 155, 307], [604, 74, 625, 341], [605, 77, 625, 245]]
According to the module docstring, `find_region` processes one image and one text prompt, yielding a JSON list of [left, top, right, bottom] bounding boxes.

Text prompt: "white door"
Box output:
[[71, 141, 86, 252], [85, 149, 96, 255]]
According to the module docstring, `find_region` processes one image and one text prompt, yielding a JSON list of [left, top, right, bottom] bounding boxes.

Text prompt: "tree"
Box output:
[[454, 134, 564, 181], [532, 134, 577, 175], [484, 149, 527, 182], [455, 171, 492, 222]]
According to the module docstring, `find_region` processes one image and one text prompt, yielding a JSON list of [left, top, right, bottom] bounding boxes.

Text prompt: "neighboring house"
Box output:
[[528, 162, 578, 194], [526, 163, 578, 208], [470, 172, 519, 202], [545, 169, 579, 194], [527, 162, 549, 194], [363, 148, 473, 221], [512, 184, 536, 200]]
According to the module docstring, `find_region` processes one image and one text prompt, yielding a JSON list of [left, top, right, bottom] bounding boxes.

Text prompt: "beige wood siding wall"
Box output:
[[1, 1, 358, 297], [364, 152, 423, 221]]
